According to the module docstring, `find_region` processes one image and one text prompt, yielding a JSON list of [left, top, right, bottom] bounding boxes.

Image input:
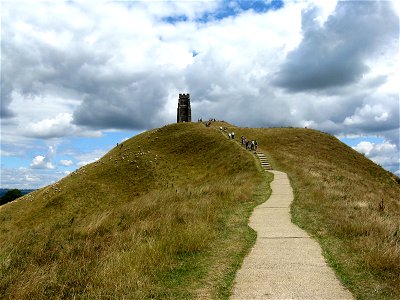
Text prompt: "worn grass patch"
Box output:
[[0, 122, 269, 299], [235, 127, 400, 299]]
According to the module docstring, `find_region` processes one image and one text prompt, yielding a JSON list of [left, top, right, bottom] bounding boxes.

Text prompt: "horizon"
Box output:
[[1, 0, 399, 189], [0, 123, 398, 190]]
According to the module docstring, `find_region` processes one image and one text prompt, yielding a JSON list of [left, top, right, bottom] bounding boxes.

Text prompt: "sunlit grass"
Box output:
[[0, 122, 270, 299], [5, 123, 395, 299], [235, 127, 400, 299]]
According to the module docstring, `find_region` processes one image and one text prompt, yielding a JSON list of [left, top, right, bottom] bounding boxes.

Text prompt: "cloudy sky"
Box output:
[[1, 0, 399, 189]]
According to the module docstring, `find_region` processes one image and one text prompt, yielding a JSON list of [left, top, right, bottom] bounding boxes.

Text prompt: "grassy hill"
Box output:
[[232, 126, 400, 299], [0, 122, 270, 299], [1, 122, 399, 299]]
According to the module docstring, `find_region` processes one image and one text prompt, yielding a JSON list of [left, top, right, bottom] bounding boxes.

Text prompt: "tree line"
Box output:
[[0, 189, 23, 205]]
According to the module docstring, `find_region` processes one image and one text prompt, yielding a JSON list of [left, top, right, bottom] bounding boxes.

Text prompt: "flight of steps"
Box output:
[[255, 151, 273, 170]]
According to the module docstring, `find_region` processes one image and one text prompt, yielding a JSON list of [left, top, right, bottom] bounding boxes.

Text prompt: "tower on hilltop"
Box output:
[[177, 93, 191, 123]]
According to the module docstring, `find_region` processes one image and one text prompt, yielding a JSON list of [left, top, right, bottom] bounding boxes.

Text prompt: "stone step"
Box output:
[[255, 151, 273, 170]]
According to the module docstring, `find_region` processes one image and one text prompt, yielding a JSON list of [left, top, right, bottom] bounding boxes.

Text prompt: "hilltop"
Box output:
[[0, 122, 269, 299], [1, 122, 399, 299]]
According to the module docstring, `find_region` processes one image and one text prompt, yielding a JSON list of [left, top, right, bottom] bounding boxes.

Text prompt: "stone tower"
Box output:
[[177, 93, 191, 123]]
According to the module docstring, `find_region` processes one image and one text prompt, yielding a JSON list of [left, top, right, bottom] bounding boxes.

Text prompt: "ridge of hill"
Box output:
[[0, 122, 269, 299], [232, 126, 400, 299], [1, 123, 399, 299]]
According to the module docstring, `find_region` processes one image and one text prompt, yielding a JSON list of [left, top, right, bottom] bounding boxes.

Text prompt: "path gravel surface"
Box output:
[[231, 170, 353, 300]]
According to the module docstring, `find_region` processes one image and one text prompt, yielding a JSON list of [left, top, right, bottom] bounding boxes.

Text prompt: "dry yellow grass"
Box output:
[[234, 127, 400, 299], [3, 123, 397, 299], [0, 122, 270, 299]]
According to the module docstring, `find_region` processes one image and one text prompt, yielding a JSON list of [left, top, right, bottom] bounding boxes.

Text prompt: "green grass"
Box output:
[[3, 123, 398, 299], [234, 127, 400, 299], [0, 122, 270, 299]]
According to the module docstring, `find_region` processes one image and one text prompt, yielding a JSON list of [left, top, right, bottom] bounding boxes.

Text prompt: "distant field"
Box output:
[[233, 126, 400, 299], [0, 122, 270, 299]]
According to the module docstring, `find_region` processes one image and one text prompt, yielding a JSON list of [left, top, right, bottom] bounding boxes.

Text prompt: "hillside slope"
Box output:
[[233, 126, 400, 299], [0, 123, 268, 299]]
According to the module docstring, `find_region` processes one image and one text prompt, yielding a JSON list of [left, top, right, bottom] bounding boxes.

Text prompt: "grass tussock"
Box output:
[[0, 122, 270, 299], [235, 127, 400, 299]]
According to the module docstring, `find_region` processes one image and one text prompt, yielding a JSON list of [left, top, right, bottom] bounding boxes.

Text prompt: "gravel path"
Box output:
[[231, 170, 354, 299]]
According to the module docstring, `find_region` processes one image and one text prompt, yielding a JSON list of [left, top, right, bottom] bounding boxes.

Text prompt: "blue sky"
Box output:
[[162, 0, 284, 23], [1, 0, 399, 188], [339, 136, 385, 148]]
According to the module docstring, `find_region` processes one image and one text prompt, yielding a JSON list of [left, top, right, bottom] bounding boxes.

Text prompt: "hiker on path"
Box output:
[[231, 132, 235, 139], [255, 140, 258, 151], [228, 133, 232, 139]]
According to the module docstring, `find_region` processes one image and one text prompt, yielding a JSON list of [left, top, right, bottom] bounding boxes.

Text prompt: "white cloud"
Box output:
[[59, 159, 73, 167], [1, 167, 67, 189], [26, 113, 75, 139], [344, 105, 390, 126], [75, 149, 107, 167], [353, 141, 374, 156], [22, 112, 102, 139], [30, 156, 55, 170], [353, 140, 400, 173], [30, 146, 56, 169]]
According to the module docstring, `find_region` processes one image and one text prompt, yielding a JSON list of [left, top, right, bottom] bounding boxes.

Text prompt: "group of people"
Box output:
[[200, 118, 222, 127], [241, 136, 258, 151], [198, 118, 220, 123]]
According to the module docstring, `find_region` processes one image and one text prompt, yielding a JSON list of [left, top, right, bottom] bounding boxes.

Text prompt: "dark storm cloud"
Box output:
[[72, 70, 179, 130], [0, 83, 16, 118], [273, 1, 398, 92]]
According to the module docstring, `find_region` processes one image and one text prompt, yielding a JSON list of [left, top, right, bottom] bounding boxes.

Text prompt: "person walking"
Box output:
[[231, 132, 235, 139]]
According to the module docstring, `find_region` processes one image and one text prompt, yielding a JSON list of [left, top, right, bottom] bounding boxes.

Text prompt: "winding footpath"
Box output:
[[231, 166, 354, 299]]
